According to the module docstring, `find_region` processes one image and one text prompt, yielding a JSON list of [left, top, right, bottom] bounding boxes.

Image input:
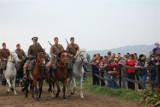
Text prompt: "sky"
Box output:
[[0, 0, 160, 53]]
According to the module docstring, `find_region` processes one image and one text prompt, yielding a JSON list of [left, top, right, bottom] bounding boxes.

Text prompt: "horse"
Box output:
[[3, 52, 21, 95], [70, 49, 89, 99], [51, 51, 70, 99], [25, 52, 46, 101]]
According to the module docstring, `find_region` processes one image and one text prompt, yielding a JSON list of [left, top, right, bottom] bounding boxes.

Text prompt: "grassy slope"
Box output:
[[82, 76, 140, 102]]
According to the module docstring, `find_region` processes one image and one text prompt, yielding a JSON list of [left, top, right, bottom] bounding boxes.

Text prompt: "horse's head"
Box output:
[[76, 49, 89, 65], [36, 52, 46, 65], [59, 51, 70, 64], [9, 52, 21, 63]]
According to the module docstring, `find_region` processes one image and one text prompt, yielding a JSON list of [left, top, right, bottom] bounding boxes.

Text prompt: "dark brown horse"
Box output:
[[54, 51, 70, 99], [25, 52, 46, 101]]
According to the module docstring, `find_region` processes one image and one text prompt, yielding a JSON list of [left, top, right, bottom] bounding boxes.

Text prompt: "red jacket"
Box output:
[[126, 60, 135, 74]]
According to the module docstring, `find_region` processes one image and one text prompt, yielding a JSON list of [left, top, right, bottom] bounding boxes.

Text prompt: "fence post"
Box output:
[[119, 64, 122, 88], [156, 64, 160, 93]]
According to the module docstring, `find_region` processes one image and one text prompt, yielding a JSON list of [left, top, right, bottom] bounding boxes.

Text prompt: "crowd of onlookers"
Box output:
[[90, 43, 160, 91]]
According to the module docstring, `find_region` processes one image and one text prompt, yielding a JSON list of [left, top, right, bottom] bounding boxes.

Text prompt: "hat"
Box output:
[[2, 42, 6, 46], [32, 37, 38, 41], [155, 50, 160, 56]]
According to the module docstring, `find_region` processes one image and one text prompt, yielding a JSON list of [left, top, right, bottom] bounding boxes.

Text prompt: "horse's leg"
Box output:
[[80, 77, 84, 99], [32, 80, 35, 99], [71, 77, 76, 95], [55, 80, 60, 98], [6, 78, 11, 93], [66, 78, 71, 96], [38, 80, 43, 99], [34, 80, 39, 101], [25, 79, 30, 98], [12, 76, 17, 95], [51, 79, 56, 98], [63, 79, 67, 99]]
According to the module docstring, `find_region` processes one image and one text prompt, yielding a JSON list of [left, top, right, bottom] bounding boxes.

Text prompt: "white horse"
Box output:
[[70, 49, 88, 99], [3, 52, 21, 95]]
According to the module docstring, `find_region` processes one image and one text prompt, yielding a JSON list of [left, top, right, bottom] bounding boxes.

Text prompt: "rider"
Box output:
[[66, 37, 79, 73], [49, 37, 64, 75], [23, 37, 44, 79], [0, 43, 10, 70], [15, 44, 27, 60]]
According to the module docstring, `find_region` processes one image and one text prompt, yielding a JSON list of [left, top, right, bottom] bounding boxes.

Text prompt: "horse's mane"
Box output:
[[75, 48, 86, 56]]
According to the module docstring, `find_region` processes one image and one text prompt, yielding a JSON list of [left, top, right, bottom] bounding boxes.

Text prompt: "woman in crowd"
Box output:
[[125, 54, 136, 90]]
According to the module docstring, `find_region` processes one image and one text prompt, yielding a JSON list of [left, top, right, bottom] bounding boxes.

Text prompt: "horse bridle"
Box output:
[[75, 51, 87, 63], [35, 52, 45, 66], [57, 52, 68, 68]]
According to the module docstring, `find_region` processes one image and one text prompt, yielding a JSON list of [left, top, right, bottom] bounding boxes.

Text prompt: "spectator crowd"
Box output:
[[90, 42, 160, 91]]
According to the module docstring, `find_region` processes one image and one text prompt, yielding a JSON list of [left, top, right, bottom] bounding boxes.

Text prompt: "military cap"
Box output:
[[32, 37, 38, 41]]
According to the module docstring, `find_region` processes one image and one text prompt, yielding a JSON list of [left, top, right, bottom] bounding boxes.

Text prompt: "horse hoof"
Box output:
[[10, 88, 14, 92], [14, 93, 17, 95], [81, 97, 84, 100], [7, 90, 10, 93], [64, 99, 67, 101]]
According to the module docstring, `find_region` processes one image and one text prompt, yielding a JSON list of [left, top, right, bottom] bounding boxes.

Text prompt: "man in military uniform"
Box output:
[[0, 43, 10, 86], [66, 37, 79, 72], [15, 44, 27, 60], [50, 37, 64, 73], [23, 37, 44, 79], [0, 43, 10, 70]]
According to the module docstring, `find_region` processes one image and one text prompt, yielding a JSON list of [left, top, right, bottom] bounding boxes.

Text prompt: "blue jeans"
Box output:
[[138, 74, 147, 89], [105, 72, 118, 88]]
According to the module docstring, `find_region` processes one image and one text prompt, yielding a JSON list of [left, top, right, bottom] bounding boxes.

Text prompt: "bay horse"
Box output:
[[70, 49, 89, 99], [25, 52, 46, 101], [3, 52, 21, 95], [54, 51, 70, 99]]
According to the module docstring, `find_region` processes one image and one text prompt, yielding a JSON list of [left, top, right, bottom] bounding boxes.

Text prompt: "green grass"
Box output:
[[82, 76, 141, 102]]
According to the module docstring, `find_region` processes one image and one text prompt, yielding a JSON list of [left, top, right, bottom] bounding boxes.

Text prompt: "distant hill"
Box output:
[[87, 44, 154, 58]]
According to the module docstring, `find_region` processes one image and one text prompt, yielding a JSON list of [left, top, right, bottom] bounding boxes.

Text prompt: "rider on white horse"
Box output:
[[66, 37, 79, 75], [0, 43, 10, 71]]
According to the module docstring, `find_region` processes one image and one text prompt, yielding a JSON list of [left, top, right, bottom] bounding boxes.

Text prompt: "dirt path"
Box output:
[[0, 87, 138, 107]]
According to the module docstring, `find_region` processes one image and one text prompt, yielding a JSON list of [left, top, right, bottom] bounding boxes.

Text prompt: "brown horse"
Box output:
[[25, 52, 46, 101], [54, 51, 70, 99]]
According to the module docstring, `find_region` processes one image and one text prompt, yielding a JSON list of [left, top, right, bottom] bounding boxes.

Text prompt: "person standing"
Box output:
[[125, 54, 136, 90]]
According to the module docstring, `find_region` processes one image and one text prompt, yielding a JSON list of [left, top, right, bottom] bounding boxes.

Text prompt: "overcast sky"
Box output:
[[0, 0, 159, 53]]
